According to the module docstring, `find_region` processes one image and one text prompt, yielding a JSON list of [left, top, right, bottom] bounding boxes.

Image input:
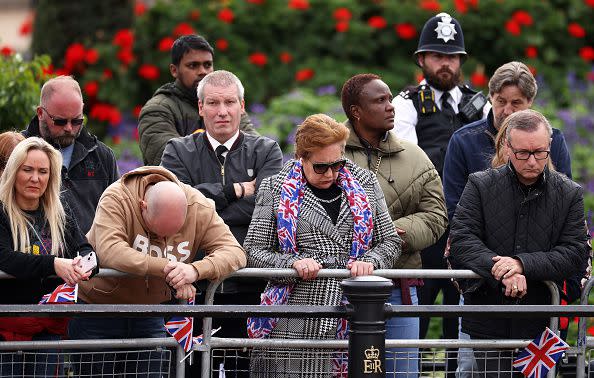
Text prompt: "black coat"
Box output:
[[23, 117, 119, 233], [450, 164, 589, 339]]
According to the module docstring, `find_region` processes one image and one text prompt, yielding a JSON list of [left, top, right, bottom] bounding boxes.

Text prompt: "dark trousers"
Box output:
[[419, 231, 460, 377]]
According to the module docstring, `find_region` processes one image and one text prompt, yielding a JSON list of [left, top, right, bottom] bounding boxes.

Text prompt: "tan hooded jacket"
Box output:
[[79, 166, 246, 304]]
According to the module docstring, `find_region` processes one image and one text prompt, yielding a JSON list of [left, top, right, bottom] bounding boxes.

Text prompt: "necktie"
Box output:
[[215, 145, 227, 165], [441, 92, 455, 116]]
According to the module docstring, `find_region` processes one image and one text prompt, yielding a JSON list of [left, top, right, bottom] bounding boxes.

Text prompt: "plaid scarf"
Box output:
[[247, 159, 373, 343]]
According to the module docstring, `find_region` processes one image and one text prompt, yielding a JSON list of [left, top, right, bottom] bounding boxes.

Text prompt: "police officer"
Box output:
[[392, 12, 490, 175], [391, 13, 490, 378]]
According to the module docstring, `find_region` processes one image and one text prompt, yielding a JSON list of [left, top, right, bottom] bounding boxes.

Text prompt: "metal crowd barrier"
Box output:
[[0, 268, 581, 378]]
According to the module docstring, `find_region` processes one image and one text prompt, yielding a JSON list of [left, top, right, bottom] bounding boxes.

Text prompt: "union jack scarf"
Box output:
[[246, 159, 373, 373], [38, 283, 78, 304]]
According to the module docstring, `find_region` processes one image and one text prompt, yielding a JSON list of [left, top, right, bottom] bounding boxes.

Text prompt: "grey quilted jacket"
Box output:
[[450, 163, 589, 339]]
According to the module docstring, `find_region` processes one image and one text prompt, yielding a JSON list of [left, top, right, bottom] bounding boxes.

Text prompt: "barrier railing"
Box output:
[[0, 268, 575, 378]]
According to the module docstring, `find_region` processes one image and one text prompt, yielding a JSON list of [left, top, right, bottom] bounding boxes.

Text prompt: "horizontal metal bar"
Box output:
[[0, 337, 178, 350], [0, 268, 481, 280], [1, 304, 593, 318], [207, 337, 531, 350]]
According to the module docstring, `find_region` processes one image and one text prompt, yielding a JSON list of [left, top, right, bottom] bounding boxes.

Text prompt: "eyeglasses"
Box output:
[[311, 159, 347, 174], [508, 143, 550, 160], [41, 107, 85, 127]]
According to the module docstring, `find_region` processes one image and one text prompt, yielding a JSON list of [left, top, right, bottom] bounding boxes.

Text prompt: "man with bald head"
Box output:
[[23, 75, 119, 233], [69, 166, 245, 374]]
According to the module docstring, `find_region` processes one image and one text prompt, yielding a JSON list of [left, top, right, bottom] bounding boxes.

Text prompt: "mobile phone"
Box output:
[[78, 252, 97, 273]]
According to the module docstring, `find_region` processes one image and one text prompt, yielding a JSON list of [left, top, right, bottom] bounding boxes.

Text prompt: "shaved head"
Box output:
[[142, 181, 187, 237]]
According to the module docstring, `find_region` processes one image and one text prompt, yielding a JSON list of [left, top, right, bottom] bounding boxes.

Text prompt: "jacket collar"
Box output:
[[484, 110, 497, 139], [344, 120, 404, 155], [505, 160, 548, 191]]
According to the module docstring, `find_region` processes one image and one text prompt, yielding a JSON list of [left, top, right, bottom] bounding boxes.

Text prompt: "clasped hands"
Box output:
[[491, 255, 527, 298], [292, 257, 374, 280], [164, 261, 199, 300], [54, 256, 92, 286]]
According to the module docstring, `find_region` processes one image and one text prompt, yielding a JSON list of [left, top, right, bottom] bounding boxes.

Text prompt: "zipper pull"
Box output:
[[220, 165, 224, 176]]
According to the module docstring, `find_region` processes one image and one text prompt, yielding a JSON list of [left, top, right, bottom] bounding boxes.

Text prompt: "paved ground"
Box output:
[[0, 4, 33, 53]]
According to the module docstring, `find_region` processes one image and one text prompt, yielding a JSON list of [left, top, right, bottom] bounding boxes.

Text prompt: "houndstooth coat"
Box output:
[[244, 159, 401, 377]]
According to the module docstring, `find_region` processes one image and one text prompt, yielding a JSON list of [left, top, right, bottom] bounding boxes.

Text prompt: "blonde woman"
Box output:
[[0, 137, 95, 375]]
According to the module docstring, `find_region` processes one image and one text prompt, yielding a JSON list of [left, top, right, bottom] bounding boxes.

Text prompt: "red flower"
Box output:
[[568, 23, 586, 38], [42, 64, 54, 77], [117, 49, 135, 66], [0, 46, 14, 56], [64, 43, 86, 69], [133, 105, 143, 119], [138, 64, 160, 80], [134, 1, 147, 16], [586, 0, 594, 7], [218, 8, 234, 24], [525, 46, 538, 58], [512, 10, 533, 26], [367, 16, 387, 29], [102, 68, 113, 80], [288, 0, 309, 10], [420, 0, 441, 12], [19, 16, 33, 36], [279, 52, 293, 64], [189, 9, 200, 20], [113, 29, 134, 49], [173, 22, 195, 37], [84, 81, 99, 97], [587, 71, 594, 82], [454, 0, 467, 14], [588, 325, 594, 337], [247, 0, 265, 3], [295, 68, 314, 81], [470, 72, 488, 87], [415, 72, 425, 84], [335, 21, 349, 33], [249, 52, 268, 67], [158, 37, 174, 52], [395, 23, 417, 40], [528, 65, 537, 76], [85, 48, 99, 65], [90, 103, 121, 125], [579, 46, 594, 62], [216, 39, 229, 51], [505, 20, 521, 36], [333, 7, 352, 21]]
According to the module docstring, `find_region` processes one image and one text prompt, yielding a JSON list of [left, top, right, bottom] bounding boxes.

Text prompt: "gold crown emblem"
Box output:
[[364, 346, 380, 359]]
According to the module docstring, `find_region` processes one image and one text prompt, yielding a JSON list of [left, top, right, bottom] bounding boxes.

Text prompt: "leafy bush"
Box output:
[[0, 54, 50, 131], [29, 0, 593, 131]]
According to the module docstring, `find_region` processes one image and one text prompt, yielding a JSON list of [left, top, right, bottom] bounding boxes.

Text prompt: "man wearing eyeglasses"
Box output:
[[449, 109, 589, 374], [23, 75, 119, 233]]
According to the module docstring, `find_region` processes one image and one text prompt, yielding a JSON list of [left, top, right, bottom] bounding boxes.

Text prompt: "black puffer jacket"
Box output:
[[450, 163, 589, 339]]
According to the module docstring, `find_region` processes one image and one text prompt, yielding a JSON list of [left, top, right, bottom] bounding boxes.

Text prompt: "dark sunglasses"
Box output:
[[41, 107, 85, 127], [312, 159, 347, 175]]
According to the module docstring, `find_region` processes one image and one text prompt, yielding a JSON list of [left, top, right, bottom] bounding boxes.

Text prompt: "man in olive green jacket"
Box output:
[[138, 35, 257, 165]]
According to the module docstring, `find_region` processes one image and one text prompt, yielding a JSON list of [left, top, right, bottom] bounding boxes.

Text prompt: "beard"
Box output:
[[423, 66, 461, 92], [39, 120, 81, 148]]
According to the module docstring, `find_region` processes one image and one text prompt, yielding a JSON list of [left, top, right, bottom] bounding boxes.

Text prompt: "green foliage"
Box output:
[[61, 0, 594, 119], [31, 0, 134, 67], [0, 54, 50, 131]]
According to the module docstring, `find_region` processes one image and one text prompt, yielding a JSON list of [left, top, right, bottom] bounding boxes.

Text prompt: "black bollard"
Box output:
[[342, 275, 393, 378]]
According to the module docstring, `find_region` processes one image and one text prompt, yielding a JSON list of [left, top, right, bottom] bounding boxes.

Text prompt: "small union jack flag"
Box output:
[[193, 326, 221, 345], [38, 283, 78, 304], [513, 327, 569, 378], [165, 297, 195, 352]]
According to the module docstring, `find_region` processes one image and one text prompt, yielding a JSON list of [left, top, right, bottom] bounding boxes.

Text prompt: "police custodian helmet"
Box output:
[[414, 12, 466, 60]]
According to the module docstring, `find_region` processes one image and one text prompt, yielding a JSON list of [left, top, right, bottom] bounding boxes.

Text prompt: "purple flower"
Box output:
[[250, 103, 267, 114], [289, 116, 304, 126], [316, 85, 337, 96]]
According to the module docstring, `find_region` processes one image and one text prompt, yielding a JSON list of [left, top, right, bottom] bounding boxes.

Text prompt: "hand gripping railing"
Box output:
[[0, 268, 568, 378]]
